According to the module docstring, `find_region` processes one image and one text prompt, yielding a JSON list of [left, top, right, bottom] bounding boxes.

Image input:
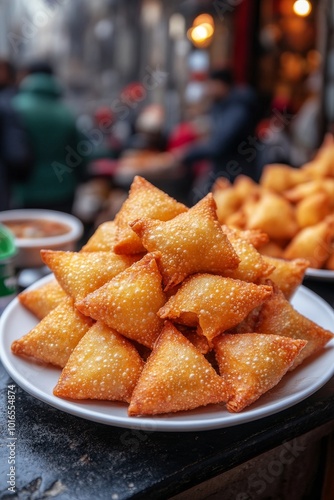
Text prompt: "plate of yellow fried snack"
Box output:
[[1, 176, 334, 431], [211, 135, 334, 281]]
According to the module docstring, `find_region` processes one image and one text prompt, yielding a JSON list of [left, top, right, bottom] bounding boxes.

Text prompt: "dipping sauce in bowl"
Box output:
[[0, 210, 84, 268], [3, 219, 71, 239]]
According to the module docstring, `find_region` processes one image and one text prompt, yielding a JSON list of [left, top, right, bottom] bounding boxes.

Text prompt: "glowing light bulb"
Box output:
[[293, 0, 312, 17]]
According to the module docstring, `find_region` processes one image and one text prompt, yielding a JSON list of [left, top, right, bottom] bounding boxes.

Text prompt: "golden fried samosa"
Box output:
[[260, 256, 309, 299], [131, 194, 240, 290], [54, 321, 144, 402], [113, 175, 188, 254], [255, 288, 333, 369], [158, 273, 272, 344], [283, 216, 334, 269], [128, 321, 227, 416], [11, 297, 93, 368], [81, 221, 118, 252], [214, 333, 307, 412], [18, 278, 67, 320], [41, 249, 139, 302], [76, 253, 166, 349]]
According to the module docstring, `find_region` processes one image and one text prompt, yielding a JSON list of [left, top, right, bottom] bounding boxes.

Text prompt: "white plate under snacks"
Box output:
[[1, 275, 334, 432], [305, 268, 334, 282]]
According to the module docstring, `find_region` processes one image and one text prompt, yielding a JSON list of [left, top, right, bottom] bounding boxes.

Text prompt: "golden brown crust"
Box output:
[[214, 333, 307, 412], [41, 249, 139, 302], [158, 273, 273, 344], [131, 194, 240, 290], [18, 279, 67, 320], [283, 215, 334, 268], [76, 253, 166, 349], [255, 287, 334, 369], [81, 221, 118, 252], [221, 225, 275, 282], [128, 321, 227, 416], [54, 321, 144, 403], [113, 175, 188, 255], [11, 297, 93, 368], [260, 256, 309, 299]]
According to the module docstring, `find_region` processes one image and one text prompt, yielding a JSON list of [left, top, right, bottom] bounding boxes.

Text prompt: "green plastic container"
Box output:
[[0, 223, 17, 314]]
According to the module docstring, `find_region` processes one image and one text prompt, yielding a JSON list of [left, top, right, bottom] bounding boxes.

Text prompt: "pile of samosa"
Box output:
[[12, 176, 333, 417]]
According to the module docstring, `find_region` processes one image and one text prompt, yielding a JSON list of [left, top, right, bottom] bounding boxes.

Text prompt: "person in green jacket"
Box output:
[[12, 70, 86, 212]]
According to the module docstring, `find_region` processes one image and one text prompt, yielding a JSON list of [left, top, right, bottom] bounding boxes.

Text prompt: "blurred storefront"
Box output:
[[0, 0, 330, 138]]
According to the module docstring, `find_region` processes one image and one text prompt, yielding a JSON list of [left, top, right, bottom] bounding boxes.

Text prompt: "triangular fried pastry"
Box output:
[[295, 191, 331, 228], [18, 278, 68, 320], [11, 297, 93, 368], [214, 333, 307, 412], [260, 256, 309, 299], [284, 179, 326, 203], [158, 273, 273, 344], [284, 179, 334, 205], [255, 288, 334, 369], [228, 228, 269, 250], [131, 194, 240, 290], [232, 174, 261, 199], [221, 225, 275, 282], [128, 321, 227, 416], [283, 215, 334, 269], [76, 253, 166, 349], [212, 180, 242, 224], [54, 321, 144, 402], [41, 249, 139, 302], [81, 221, 117, 252], [113, 175, 188, 255], [246, 191, 298, 240], [260, 163, 312, 192]]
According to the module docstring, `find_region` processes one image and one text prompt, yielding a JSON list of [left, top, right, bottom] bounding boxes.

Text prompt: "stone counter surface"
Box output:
[[0, 280, 333, 500]]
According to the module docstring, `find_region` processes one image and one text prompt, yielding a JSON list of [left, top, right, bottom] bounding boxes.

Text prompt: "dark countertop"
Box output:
[[1, 278, 334, 500]]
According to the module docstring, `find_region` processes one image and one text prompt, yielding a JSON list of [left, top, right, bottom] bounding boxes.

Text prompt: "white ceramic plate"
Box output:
[[305, 268, 334, 282], [1, 275, 334, 432]]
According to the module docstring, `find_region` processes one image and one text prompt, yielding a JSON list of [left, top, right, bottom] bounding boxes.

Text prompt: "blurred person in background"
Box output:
[[178, 68, 259, 198], [255, 95, 298, 178], [0, 59, 33, 210], [11, 61, 86, 213]]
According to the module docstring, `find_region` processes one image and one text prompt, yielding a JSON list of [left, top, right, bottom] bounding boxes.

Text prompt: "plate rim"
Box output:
[[1, 276, 334, 432], [305, 268, 334, 281]]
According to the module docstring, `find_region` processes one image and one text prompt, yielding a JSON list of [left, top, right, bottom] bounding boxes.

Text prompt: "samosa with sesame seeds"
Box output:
[[220, 225, 275, 282], [255, 286, 334, 369], [128, 321, 228, 416], [158, 273, 273, 344], [259, 256, 310, 299], [214, 333, 307, 412], [54, 321, 144, 403], [81, 220, 118, 252], [41, 249, 139, 302], [76, 253, 166, 349], [113, 175, 188, 255], [18, 278, 68, 320], [11, 297, 93, 368], [130, 193, 240, 290]]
